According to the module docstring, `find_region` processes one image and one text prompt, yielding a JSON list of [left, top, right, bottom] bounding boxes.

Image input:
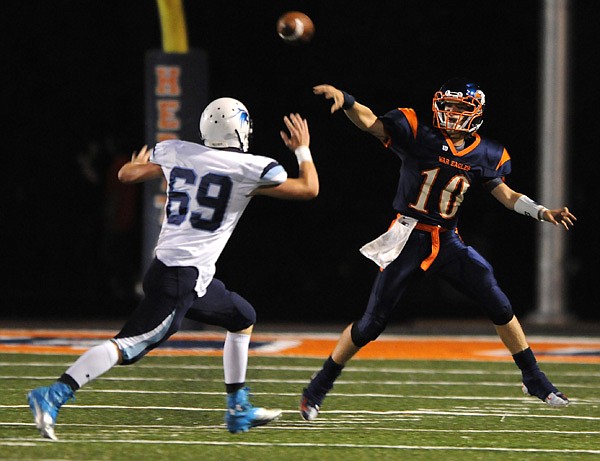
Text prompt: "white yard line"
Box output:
[[4, 404, 600, 421], [0, 437, 599, 455], [2, 362, 600, 378]]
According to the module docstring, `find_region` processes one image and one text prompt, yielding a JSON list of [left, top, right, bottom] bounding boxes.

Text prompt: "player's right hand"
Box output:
[[313, 84, 344, 114]]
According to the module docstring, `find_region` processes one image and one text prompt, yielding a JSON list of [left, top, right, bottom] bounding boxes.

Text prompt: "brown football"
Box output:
[[276, 11, 315, 44]]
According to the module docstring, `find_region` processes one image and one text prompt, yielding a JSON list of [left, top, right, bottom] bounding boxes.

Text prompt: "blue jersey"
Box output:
[[380, 108, 511, 228]]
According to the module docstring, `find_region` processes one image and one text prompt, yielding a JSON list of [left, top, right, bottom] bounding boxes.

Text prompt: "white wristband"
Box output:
[[294, 146, 312, 164], [514, 195, 547, 221]]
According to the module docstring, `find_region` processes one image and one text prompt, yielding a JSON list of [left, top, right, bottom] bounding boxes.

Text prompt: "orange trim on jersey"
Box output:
[[443, 132, 481, 157], [496, 148, 511, 170], [399, 108, 419, 139]]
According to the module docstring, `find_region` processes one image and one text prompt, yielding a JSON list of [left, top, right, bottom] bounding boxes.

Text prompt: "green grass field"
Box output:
[[2, 353, 599, 460]]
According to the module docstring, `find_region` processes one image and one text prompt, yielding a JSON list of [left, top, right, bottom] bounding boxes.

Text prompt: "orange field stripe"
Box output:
[[1, 329, 599, 363]]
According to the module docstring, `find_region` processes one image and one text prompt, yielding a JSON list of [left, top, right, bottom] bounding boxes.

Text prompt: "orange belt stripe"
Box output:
[[391, 214, 449, 272], [415, 223, 443, 271]]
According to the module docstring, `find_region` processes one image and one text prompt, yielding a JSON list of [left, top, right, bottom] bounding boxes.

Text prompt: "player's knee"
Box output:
[[493, 313, 515, 327], [478, 284, 513, 325], [227, 294, 256, 332], [351, 318, 386, 347], [489, 303, 514, 325]]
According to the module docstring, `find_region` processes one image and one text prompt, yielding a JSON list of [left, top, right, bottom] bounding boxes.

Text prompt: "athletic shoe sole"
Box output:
[[226, 407, 282, 433], [27, 391, 58, 440]]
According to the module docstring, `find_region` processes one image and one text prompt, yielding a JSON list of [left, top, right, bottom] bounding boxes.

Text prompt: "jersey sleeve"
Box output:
[[245, 155, 288, 186], [480, 143, 512, 182], [151, 140, 179, 167], [495, 147, 512, 177], [260, 161, 287, 184], [379, 108, 419, 151]]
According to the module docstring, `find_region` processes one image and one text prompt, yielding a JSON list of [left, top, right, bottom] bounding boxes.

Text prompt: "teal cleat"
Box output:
[[27, 382, 74, 440], [225, 387, 282, 433]]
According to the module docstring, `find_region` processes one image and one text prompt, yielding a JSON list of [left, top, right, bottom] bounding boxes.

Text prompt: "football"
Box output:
[[276, 11, 315, 44]]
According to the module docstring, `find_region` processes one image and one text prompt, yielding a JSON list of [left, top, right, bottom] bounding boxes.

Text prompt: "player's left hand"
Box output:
[[542, 207, 577, 230]]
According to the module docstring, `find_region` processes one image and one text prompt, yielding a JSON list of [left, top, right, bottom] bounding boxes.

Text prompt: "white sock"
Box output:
[[65, 340, 119, 389], [223, 332, 250, 386]]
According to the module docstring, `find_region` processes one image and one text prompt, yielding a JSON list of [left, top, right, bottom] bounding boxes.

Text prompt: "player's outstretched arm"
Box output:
[[253, 113, 319, 200], [313, 84, 385, 140], [118, 145, 163, 184], [490, 182, 577, 230]]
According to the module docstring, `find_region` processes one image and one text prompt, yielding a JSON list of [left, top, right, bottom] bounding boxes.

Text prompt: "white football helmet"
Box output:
[[199, 97, 252, 152]]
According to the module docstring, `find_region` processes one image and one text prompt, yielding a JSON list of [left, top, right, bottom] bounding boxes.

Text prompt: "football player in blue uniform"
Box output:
[[26, 99, 319, 440], [300, 78, 576, 421]]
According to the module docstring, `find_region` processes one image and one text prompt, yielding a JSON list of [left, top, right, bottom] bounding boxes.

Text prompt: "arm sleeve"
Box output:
[[260, 161, 287, 184], [483, 177, 504, 192], [245, 155, 288, 186], [152, 140, 177, 167], [481, 144, 512, 181]]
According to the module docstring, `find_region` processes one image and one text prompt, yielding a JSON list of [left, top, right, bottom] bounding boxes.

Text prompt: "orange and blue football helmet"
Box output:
[[432, 78, 485, 133]]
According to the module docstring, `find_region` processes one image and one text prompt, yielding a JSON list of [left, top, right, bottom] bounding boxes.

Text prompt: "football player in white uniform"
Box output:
[[27, 98, 319, 439]]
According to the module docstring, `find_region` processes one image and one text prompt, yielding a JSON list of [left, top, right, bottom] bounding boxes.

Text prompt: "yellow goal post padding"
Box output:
[[156, 0, 189, 53]]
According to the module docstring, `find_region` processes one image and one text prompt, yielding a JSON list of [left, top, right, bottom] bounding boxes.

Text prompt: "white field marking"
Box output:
[[237, 377, 599, 391], [148, 365, 600, 378], [2, 362, 600, 379], [1, 438, 600, 454], [4, 375, 599, 391], [1, 442, 38, 447], [3, 422, 221, 429], [7, 404, 600, 421], [10, 388, 600, 404], [5, 418, 600, 436], [12, 389, 599, 406]]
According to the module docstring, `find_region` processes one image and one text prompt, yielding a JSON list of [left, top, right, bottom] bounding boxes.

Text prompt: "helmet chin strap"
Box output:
[[234, 129, 245, 151]]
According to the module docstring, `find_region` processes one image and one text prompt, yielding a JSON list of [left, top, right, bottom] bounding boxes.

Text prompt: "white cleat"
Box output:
[[299, 391, 320, 421], [249, 407, 283, 427], [544, 392, 570, 407], [522, 384, 570, 407]]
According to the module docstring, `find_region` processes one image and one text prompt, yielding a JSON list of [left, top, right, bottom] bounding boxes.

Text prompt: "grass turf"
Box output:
[[1, 353, 599, 460]]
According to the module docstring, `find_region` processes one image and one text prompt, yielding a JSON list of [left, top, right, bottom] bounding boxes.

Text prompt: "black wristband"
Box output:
[[342, 91, 356, 110]]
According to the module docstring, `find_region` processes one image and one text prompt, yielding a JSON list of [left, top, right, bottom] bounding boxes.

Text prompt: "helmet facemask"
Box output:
[[432, 87, 485, 134]]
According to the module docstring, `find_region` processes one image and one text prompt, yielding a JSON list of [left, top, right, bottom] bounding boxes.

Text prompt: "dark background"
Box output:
[[3, 1, 598, 325]]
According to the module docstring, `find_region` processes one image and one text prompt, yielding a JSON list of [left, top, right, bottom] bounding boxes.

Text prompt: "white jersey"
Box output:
[[151, 139, 288, 296]]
